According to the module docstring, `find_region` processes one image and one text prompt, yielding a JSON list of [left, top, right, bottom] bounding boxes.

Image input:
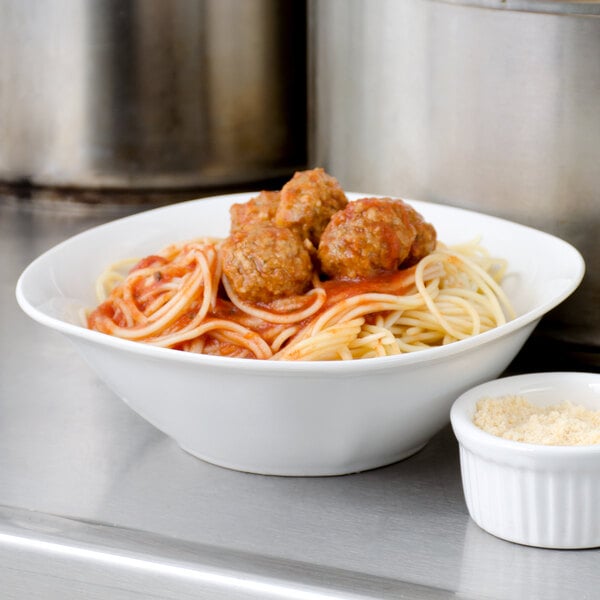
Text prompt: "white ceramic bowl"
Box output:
[[451, 372, 600, 549], [16, 193, 585, 476]]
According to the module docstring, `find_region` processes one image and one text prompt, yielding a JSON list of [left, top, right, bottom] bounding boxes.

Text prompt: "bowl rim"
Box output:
[[15, 193, 586, 375], [450, 371, 600, 456]]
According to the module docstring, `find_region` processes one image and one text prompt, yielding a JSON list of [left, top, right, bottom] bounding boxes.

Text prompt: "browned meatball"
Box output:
[[317, 198, 418, 279], [229, 191, 281, 233], [275, 168, 348, 246], [221, 225, 314, 303], [395, 200, 437, 266]]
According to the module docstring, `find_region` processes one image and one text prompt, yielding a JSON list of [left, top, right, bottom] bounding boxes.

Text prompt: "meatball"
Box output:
[[229, 190, 281, 233], [275, 168, 348, 246], [395, 200, 437, 266], [221, 225, 314, 303], [317, 198, 418, 279]]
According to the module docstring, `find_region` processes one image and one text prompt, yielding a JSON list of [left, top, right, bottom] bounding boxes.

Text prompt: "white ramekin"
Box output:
[[450, 371, 600, 549]]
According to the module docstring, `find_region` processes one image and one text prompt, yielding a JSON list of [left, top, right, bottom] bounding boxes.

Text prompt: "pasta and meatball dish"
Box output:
[[87, 168, 514, 361]]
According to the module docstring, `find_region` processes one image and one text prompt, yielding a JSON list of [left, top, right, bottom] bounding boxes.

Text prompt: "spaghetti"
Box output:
[[86, 236, 515, 361]]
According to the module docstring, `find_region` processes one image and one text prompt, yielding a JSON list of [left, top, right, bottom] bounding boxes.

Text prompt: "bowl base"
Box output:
[[176, 441, 429, 477]]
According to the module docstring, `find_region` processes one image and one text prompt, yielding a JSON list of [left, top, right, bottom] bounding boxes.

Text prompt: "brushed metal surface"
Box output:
[[309, 0, 600, 349], [0, 0, 307, 190], [1, 194, 599, 598], [434, 0, 600, 15]]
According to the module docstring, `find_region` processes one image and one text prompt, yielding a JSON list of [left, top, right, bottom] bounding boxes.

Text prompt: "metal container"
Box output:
[[310, 0, 600, 350], [0, 0, 307, 190]]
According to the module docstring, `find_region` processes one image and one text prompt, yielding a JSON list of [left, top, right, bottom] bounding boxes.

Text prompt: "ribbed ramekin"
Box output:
[[450, 372, 600, 549]]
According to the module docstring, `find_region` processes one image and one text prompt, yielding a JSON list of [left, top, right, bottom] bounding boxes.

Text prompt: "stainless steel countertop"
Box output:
[[1, 192, 599, 599]]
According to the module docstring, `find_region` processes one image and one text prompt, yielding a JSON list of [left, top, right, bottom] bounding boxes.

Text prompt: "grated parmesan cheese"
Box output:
[[473, 395, 600, 446]]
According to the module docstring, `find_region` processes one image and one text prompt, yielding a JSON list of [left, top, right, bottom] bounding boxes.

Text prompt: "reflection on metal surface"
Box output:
[[0, 505, 457, 599], [0, 534, 344, 600], [431, 0, 600, 16], [458, 519, 598, 600]]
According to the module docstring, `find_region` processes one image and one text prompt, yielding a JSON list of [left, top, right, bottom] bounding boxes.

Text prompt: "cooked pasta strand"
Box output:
[[87, 238, 515, 361]]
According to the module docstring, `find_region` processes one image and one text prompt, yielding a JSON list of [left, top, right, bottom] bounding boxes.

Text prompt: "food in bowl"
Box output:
[[451, 372, 600, 548], [86, 168, 514, 361], [15, 184, 585, 475], [473, 395, 600, 445]]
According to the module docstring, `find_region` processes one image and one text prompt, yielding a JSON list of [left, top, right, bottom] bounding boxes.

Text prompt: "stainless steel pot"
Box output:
[[0, 0, 307, 190], [310, 0, 600, 349]]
